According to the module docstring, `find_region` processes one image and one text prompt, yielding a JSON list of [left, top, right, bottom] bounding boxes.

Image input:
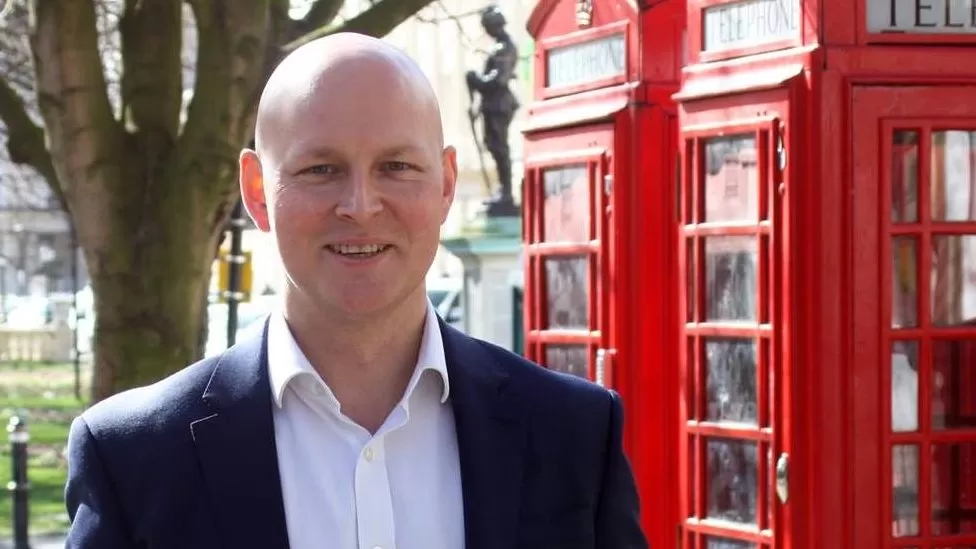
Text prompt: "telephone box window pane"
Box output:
[[542, 165, 589, 243], [706, 438, 758, 525], [892, 237, 918, 328], [687, 238, 696, 321], [703, 135, 758, 223], [891, 130, 919, 223], [688, 337, 698, 420], [544, 344, 588, 379], [931, 236, 976, 326], [544, 256, 588, 329], [705, 237, 758, 322], [767, 444, 774, 527], [932, 339, 976, 430], [931, 131, 976, 222], [892, 341, 920, 433], [931, 442, 976, 535], [705, 338, 758, 425], [892, 444, 920, 538], [689, 436, 698, 517], [703, 537, 755, 549]]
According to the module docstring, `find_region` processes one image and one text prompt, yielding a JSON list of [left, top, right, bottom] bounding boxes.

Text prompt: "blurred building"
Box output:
[[0, 136, 86, 308]]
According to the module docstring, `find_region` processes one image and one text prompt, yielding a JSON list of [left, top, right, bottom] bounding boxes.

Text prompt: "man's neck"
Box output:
[[282, 290, 429, 433]]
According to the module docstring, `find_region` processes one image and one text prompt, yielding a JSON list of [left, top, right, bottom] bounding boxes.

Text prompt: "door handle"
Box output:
[[775, 453, 790, 504]]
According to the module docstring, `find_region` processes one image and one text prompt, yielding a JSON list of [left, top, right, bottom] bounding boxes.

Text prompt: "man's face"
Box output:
[[241, 59, 457, 318]]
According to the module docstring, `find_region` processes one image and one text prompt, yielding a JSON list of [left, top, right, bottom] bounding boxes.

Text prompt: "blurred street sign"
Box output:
[[217, 249, 252, 303]]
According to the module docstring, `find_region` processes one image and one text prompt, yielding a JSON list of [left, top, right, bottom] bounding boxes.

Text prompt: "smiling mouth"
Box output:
[[326, 244, 392, 259]]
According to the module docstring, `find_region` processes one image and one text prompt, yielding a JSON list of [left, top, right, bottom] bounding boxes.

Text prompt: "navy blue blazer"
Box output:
[[65, 318, 648, 548]]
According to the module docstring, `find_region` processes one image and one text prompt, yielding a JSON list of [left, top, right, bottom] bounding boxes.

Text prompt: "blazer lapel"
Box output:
[[441, 321, 527, 549], [190, 320, 290, 549]]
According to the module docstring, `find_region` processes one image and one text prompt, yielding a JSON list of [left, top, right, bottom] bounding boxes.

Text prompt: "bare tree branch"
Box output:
[[284, 0, 435, 51], [177, 0, 271, 204], [289, 0, 342, 40], [29, 0, 121, 202], [119, 0, 183, 148], [0, 62, 64, 211]]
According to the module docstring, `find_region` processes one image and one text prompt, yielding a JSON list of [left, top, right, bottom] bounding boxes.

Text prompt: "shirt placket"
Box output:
[[355, 435, 396, 549]]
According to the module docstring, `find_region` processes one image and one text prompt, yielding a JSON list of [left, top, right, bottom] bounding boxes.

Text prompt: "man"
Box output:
[[466, 5, 520, 216], [64, 33, 647, 549]]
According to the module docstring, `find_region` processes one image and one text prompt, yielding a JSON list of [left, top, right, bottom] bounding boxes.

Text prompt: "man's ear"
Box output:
[[239, 149, 271, 232], [440, 145, 458, 223]]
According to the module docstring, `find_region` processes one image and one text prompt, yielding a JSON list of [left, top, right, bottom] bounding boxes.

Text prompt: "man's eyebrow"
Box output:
[[380, 145, 427, 156], [283, 146, 342, 163]]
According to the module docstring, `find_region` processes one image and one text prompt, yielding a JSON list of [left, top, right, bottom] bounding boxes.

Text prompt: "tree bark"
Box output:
[[87, 177, 219, 399]]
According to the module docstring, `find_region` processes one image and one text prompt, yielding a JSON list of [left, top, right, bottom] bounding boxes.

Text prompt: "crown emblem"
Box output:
[[575, 0, 593, 27]]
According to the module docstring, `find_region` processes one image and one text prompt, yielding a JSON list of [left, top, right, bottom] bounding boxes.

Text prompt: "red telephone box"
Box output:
[[522, 0, 684, 545], [676, 0, 976, 547]]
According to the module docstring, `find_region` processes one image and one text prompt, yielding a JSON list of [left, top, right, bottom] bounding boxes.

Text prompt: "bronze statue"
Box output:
[[466, 5, 520, 217]]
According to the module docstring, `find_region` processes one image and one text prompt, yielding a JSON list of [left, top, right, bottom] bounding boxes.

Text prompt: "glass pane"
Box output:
[[932, 339, 976, 430], [706, 438, 758, 525], [891, 130, 919, 223], [687, 238, 696, 322], [703, 135, 759, 223], [762, 337, 772, 429], [931, 442, 976, 535], [760, 235, 770, 323], [767, 444, 774, 528], [688, 337, 698, 420], [931, 236, 976, 325], [705, 236, 758, 322], [704, 537, 755, 549], [892, 237, 918, 328], [892, 341, 920, 433], [544, 344, 588, 378], [705, 338, 758, 425], [689, 436, 698, 517], [931, 131, 976, 222], [542, 165, 589, 243], [544, 256, 588, 329], [893, 445, 920, 537]]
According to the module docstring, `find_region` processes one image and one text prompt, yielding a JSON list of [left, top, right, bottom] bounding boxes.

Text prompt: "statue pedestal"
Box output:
[[440, 214, 523, 351]]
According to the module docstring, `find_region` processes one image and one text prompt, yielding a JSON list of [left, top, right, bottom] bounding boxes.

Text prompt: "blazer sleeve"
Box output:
[[64, 415, 135, 549], [596, 390, 650, 548]]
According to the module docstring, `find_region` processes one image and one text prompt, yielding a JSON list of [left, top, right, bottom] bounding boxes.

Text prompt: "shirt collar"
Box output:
[[267, 298, 450, 409]]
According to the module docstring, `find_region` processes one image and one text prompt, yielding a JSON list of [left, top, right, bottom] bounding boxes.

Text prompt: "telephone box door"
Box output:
[[523, 125, 615, 386], [678, 109, 795, 548], [852, 85, 976, 549]]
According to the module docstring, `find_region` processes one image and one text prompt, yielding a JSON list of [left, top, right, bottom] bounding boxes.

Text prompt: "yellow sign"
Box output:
[[217, 250, 253, 302]]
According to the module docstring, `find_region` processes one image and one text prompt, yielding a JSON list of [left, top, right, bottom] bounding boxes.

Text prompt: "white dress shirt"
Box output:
[[267, 300, 465, 549]]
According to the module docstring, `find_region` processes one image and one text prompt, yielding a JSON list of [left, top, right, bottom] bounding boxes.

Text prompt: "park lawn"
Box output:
[[0, 361, 88, 538]]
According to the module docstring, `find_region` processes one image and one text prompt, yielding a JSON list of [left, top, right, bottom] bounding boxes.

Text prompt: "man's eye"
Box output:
[[384, 161, 411, 172], [304, 165, 338, 175]]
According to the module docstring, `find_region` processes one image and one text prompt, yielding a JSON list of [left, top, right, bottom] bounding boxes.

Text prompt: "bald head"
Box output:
[[254, 33, 444, 161]]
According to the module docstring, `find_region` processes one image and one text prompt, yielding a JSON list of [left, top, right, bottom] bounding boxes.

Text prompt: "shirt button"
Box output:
[[364, 447, 374, 462]]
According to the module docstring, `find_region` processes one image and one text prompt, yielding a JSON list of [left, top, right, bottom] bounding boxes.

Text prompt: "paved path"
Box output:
[[0, 534, 65, 548]]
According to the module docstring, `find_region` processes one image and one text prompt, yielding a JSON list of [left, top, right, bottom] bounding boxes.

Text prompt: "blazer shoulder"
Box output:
[[466, 335, 616, 412], [80, 355, 220, 442]]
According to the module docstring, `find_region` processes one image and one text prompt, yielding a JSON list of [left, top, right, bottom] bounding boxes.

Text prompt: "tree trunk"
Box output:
[[82, 167, 228, 402]]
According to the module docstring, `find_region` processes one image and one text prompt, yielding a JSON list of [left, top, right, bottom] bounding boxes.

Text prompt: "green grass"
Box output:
[[0, 361, 88, 538]]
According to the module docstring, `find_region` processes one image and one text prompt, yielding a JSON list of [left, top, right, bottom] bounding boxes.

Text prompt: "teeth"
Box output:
[[332, 244, 386, 255]]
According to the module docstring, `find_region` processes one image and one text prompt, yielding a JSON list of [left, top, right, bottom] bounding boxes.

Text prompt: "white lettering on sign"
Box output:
[[702, 0, 801, 51], [868, 0, 976, 33], [546, 33, 626, 89]]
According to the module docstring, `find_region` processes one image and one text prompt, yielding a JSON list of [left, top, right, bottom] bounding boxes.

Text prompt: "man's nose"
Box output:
[[334, 172, 383, 221]]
